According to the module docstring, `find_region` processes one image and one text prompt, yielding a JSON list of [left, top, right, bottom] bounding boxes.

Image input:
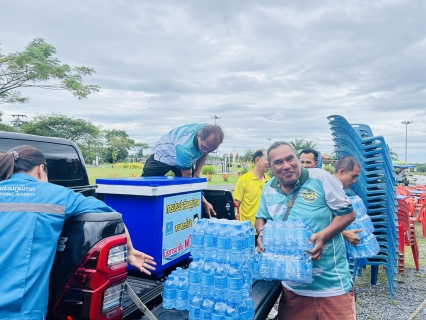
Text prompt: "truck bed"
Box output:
[[136, 279, 282, 320]]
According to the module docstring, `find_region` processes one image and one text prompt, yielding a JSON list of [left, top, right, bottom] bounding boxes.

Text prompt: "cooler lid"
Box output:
[[95, 176, 207, 196], [96, 176, 206, 186]]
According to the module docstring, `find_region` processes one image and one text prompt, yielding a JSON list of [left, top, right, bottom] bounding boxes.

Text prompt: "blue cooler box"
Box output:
[[96, 176, 207, 278]]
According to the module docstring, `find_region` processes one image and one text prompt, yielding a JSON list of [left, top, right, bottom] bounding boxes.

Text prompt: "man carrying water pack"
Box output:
[[255, 141, 356, 320]]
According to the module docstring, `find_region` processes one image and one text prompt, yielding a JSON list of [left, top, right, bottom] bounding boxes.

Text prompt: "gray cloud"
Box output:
[[1, 0, 426, 162]]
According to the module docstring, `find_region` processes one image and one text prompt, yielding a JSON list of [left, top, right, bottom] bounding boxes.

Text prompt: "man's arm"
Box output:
[[234, 200, 241, 220], [255, 218, 267, 253], [181, 169, 192, 177], [193, 154, 208, 177], [202, 195, 216, 218], [306, 211, 356, 260], [124, 225, 157, 275]]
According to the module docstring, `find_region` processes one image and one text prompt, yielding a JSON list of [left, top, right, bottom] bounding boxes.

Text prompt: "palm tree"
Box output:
[[242, 149, 255, 163], [387, 145, 399, 161], [290, 138, 319, 154]]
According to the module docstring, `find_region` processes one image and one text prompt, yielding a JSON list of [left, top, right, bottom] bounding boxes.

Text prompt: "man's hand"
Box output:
[[342, 229, 362, 246], [305, 232, 326, 260], [203, 200, 217, 218], [256, 230, 264, 253], [127, 248, 157, 275]]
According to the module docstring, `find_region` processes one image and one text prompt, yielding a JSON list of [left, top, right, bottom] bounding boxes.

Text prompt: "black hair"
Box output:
[[0, 145, 47, 181], [252, 149, 266, 163], [335, 156, 361, 172], [199, 125, 224, 143], [300, 148, 319, 161], [267, 141, 295, 161]]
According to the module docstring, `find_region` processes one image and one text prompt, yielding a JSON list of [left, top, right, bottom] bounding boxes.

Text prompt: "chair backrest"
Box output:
[[396, 188, 411, 196], [351, 123, 374, 138], [404, 197, 417, 217], [419, 192, 426, 205]]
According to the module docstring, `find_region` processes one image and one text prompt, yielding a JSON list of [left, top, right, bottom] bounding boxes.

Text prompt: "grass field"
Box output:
[[86, 164, 240, 186]]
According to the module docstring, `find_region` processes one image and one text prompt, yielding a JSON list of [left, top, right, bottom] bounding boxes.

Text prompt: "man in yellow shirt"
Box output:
[[233, 149, 270, 227]]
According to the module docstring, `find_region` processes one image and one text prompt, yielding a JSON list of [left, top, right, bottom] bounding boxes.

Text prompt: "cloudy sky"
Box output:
[[1, 0, 425, 162]]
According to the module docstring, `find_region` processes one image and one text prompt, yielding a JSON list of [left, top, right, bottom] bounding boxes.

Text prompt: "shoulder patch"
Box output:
[[301, 189, 318, 202]]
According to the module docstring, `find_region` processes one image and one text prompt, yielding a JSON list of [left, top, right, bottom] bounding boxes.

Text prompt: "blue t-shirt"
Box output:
[[0, 173, 114, 319], [152, 123, 206, 170], [256, 167, 354, 297]]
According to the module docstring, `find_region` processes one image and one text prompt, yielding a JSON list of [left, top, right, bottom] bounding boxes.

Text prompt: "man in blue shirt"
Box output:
[[256, 142, 356, 320], [142, 123, 224, 216]]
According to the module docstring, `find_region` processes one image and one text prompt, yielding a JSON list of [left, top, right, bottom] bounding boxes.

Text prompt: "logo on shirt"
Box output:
[[301, 189, 318, 202]]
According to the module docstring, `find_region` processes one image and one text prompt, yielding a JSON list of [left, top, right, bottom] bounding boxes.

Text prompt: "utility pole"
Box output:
[[401, 120, 413, 163], [268, 138, 271, 146], [11, 114, 27, 130]]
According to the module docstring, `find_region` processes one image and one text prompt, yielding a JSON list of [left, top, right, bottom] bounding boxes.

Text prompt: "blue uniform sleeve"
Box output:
[[64, 189, 115, 219], [255, 190, 272, 221], [175, 144, 194, 170]]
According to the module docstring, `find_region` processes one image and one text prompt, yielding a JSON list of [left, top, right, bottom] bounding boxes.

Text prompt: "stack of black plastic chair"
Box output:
[[328, 115, 398, 299]]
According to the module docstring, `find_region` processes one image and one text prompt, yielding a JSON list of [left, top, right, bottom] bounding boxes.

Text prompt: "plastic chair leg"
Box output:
[[371, 265, 379, 285]]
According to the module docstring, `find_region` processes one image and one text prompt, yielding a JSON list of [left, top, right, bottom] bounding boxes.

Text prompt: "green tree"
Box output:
[[290, 138, 318, 155], [0, 111, 16, 132], [133, 142, 150, 158], [0, 38, 100, 104], [104, 129, 135, 163], [21, 113, 99, 142]]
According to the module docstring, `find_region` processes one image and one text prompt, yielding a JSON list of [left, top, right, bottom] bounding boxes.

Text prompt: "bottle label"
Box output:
[[204, 234, 215, 247], [202, 273, 214, 286], [231, 238, 244, 251], [214, 275, 227, 289], [163, 288, 177, 299], [193, 234, 204, 246], [217, 237, 230, 249], [228, 276, 243, 290]]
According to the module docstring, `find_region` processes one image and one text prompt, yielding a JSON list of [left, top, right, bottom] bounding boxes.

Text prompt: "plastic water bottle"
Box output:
[[189, 296, 201, 320], [284, 221, 297, 249], [162, 275, 177, 309], [224, 307, 239, 320], [230, 224, 245, 267], [259, 251, 273, 280], [202, 259, 216, 299], [294, 220, 314, 251], [188, 257, 203, 300], [262, 222, 274, 251], [273, 221, 285, 252], [212, 302, 227, 320], [217, 223, 231, 263], [199, 299, 214, 320], [204, 220, 219, 259], [253, 253, 261, 280], [192, 220, 206, 259], [175, 275, 188, 310], [227, 266, 243, 307], [242, 221, 254, 259], [242, 296, 255, 320], [240, 259, 252, 298], [214, 263, 228, 303]]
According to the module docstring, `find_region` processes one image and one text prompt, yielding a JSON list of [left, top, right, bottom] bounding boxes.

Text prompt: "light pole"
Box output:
[[211, 115, 221, 164], [211, 115, 221, 125], [401, 120, 413, 163], [268, 138, 271, 146]]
